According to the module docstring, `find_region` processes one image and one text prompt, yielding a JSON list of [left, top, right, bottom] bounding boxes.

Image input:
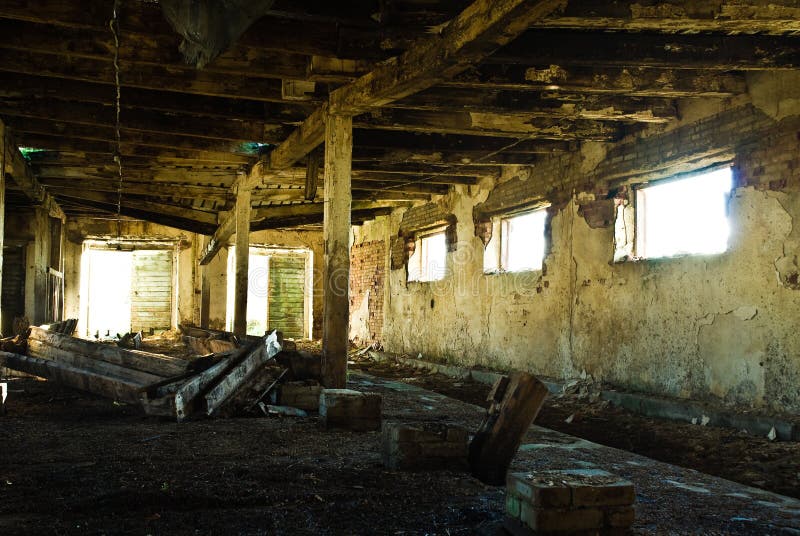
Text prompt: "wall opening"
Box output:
[[226, 246, 313, 339], [408, 230, 446, 282], [628, 167, 733, 259], [484, 207, 548, 273], [79, 241, 177, 338]]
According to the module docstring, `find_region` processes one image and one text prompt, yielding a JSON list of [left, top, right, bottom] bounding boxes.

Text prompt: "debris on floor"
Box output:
[[0, 323, 292, 422]]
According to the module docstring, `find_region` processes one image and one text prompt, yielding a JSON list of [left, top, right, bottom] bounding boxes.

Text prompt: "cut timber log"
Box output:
[[204, 332, 281, 416], [141, 346, 249, 420], [28, 326, 187, 378], [0, 351, 147, 404], [468, 371, 548, 485], [27, 339, 165, 386]]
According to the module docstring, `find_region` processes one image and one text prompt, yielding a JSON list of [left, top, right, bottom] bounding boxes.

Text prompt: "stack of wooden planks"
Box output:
[[0, 325, 283, 422]]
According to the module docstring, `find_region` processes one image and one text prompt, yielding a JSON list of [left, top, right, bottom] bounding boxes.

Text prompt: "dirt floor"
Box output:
[[1, 376, 500, 536], [349, 357, 800, 500]]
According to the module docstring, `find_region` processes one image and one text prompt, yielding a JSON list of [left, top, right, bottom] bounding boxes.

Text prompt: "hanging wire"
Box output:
[[109, 0, 124, 239]]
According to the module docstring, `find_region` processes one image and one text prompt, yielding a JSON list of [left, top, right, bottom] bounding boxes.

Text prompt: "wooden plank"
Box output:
[[27, 339, 165, 385], [468, 371, 548, 485], [321, 114, 352, 389], [203, 333, 282, 416], [27, 326, 187, 377], [232, 187, 252, 337], [0, 351, 147, 404]]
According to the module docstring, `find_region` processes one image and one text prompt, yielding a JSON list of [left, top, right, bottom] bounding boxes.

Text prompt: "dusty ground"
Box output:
[[1, 376, 500, 536], [350, 357, 800, 500]]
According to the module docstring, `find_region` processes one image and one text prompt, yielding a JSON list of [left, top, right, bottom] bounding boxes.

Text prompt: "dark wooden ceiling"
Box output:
[[2, 0, 799, 232]]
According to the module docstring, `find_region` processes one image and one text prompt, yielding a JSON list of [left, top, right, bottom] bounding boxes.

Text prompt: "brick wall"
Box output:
[[349, 240, 386, 344], [398, 203, 452, 234]]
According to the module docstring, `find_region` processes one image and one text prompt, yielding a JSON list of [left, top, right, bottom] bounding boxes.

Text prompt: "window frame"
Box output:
[[484, 206, 549, 274], [407, 228, 448, 283], [621, 165, 733, 261]]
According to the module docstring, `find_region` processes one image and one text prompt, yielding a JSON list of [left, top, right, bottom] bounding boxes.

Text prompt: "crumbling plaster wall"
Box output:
[[359, 77, 800, 412]]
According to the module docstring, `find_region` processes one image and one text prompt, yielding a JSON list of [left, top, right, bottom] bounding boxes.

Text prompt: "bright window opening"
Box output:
[[634, 167, 732, 259], [484, 208, 548, 273], [408, 231, 446, 282]]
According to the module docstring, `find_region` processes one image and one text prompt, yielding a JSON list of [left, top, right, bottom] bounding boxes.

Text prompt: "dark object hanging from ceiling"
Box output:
[[159, 0, 276, 68]]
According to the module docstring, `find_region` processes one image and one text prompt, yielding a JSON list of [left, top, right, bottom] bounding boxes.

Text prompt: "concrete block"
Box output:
[[520, 503, 604, 532], [508, 469, 634, 509], [320, 389, 382, 431], [279, 381, 323, 412]]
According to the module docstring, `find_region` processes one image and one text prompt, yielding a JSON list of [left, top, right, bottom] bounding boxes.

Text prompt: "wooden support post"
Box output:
[[200, 236, 211, 329], [232, 186, 251, 337], [0, 120, 5, 335], [321, 113, 353, 388]]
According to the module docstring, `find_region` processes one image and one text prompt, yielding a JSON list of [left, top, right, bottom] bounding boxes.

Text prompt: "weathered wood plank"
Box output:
[[232, 187, 252, 337], [28, 326, 187, 377], [0, 351, 148, 404], [27, 339, 165, 385], [203, 333, 282, 415], [468, 371, 548, 485]]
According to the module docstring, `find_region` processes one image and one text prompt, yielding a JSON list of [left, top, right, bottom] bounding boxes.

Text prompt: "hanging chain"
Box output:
[[109, 0, 124, 239]]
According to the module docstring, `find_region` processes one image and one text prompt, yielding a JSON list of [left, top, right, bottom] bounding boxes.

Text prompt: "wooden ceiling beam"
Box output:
[[11, 127, 258, 163], [359, 110, 625, 140], [493, 30, 800, 71], [0, 48, 288, 102], [53, 195, 219, 235], [2, 123, 65, 218], [447, 65, 747, 98], [263, 0, 570, 175], [536, 1, 800, 34], [0, 98, 289, 144]]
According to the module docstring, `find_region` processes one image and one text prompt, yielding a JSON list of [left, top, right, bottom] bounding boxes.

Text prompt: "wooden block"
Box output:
[[469, 371, 548, 485]]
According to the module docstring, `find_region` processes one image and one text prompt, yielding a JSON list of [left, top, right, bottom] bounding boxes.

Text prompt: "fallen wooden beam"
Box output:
[[0, 351, 147, 404], [468, 371, 548, 485], [27, 339, 165, 386], [28, 326, 187, 378], [204, 332, 282, 416]]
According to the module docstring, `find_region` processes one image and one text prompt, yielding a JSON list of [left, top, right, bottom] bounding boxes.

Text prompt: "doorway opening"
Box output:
[[79, 241, 178, 338], [226, 246, 313, 339]]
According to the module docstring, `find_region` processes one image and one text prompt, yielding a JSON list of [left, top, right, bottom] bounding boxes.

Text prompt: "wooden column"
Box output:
[[199, 235, 211, 328], [232, 186, 251, 337], [321, 113, 353, 388], [0, 121, 5, 333]]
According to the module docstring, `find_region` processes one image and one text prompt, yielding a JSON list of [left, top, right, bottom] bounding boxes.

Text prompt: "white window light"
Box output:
[[634, 167, 733, 259], [484, 208, 548, 273], [408, 231, 447, 282]]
